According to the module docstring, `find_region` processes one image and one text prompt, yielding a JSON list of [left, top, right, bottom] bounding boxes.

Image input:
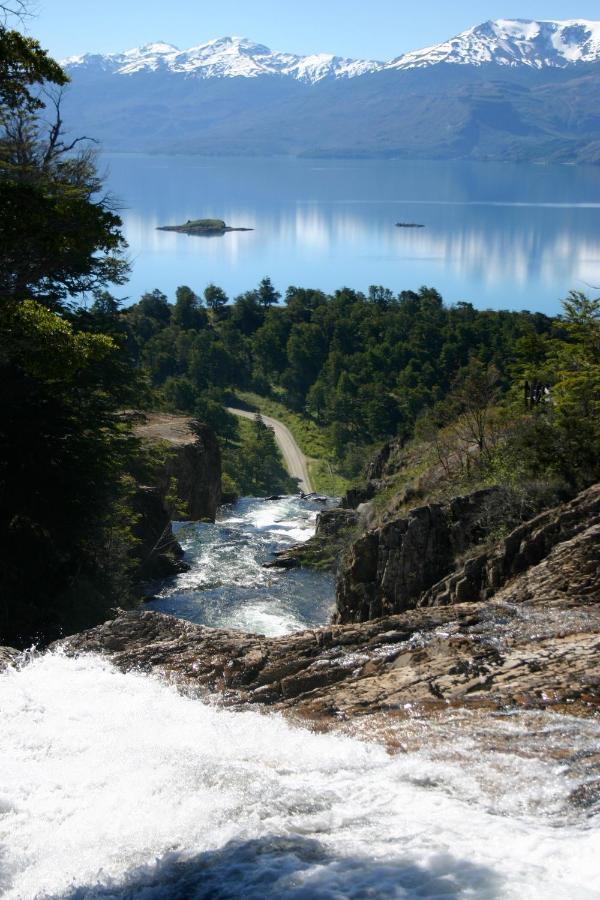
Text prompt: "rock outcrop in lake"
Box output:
[[55, 484, 599, 723], [157, 218, 253, 236]]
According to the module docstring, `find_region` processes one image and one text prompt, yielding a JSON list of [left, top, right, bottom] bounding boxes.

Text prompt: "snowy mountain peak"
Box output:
[[63, 36, 382, 83], [62, 19, 600, 82], [388, 18, 600, 70]]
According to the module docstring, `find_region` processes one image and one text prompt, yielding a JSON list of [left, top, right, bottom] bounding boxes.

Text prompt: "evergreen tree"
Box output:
[[0, 23, 142, 644], [257, 276, 280, 308], [173, 285, 206, 330], [0, 60, 128, 308], [204, 283, 228, 313]]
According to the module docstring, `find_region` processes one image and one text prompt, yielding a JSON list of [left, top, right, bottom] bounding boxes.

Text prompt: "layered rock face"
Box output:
[[158, 422, 222, 522], [421, 484, 600, 608], [336, 487, 507, 622], [133, 414, 222, 521], [336, 484, 599, 624]]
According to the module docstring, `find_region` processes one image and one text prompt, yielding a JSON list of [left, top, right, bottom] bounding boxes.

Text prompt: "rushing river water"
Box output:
[[2, 497, 599, 898], [2, 653, 599, 899], [146, 496, 336, 636]]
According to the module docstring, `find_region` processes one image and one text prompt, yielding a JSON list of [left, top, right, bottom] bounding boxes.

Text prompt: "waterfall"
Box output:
[[2, 652, 598, 899]]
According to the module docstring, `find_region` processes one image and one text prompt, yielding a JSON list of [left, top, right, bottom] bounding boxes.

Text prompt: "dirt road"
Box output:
[[227, 408, 313, 493]]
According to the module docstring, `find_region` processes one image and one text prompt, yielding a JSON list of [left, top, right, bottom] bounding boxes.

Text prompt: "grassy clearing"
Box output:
[[233, 390, 350, 496]]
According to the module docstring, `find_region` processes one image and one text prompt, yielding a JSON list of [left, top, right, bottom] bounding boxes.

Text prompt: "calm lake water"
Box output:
[[102, 155, 600, 315]]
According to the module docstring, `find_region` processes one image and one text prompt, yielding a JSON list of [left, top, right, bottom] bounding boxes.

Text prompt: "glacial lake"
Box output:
[[101, 154, 600, 315]]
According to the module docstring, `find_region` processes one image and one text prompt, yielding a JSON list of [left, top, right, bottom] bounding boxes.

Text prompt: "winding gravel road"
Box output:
[[227, 408, 313, 493]]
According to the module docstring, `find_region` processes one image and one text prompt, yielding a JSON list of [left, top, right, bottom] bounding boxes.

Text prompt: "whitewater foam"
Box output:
[[1, 653, 599, 898]]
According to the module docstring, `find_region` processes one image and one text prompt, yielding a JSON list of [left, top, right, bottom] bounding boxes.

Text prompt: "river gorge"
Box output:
[[1, 491, 599, 899]]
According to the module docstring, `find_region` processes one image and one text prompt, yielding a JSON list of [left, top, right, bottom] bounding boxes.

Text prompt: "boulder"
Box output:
[[0, 646, 19, 671]]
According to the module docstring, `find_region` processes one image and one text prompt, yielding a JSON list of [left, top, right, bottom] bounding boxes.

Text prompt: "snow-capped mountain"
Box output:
[[389, 19, 600, 70], [60, 20, 600, 165], [63, 20, 600, 84], [63, 36, 383, 84]]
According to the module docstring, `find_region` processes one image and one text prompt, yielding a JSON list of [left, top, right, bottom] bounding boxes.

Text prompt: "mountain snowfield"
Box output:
[[63, 19, 600, 82], [59, 18, 600, 164], [389, 18, 600, 70], [62, 35, 383, 83]]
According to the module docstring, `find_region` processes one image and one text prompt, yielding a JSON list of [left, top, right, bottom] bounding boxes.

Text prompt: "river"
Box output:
[[1, 496, 599, 898], [146, 495, 336, 636]]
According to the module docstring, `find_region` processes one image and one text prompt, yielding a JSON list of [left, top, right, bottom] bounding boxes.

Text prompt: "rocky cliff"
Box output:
[[53, 485, 599, 721], [133, 414, 222, 521], [129, 486, 188, 581], [130, 413, 222, 580], [336, 486, 509, 622], [335, 484, 598, 624]]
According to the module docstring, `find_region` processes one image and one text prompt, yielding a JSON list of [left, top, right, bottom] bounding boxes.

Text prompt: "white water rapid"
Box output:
[[147, 496, 336, 635], [2, 652, 599, 899]]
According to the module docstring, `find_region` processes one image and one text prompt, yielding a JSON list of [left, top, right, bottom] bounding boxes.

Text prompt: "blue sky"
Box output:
[[27, 1, 600, 60]]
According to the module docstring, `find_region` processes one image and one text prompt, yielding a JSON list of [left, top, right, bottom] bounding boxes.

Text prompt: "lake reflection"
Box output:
[[102, 155, 600, 314]]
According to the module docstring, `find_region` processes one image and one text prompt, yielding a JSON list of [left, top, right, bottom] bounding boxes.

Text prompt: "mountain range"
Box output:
[[61, 19, 600, 163]]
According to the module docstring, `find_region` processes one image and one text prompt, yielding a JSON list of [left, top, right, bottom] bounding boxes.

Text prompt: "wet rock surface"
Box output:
[[57, 502, 599, 724], [0, 645, 19, 671]]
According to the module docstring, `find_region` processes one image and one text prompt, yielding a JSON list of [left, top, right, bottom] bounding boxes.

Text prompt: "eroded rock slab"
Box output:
[[56, 591, 599, 724]]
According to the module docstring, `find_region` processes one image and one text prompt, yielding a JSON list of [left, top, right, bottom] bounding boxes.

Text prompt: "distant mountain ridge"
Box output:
[[64, 19, 600, 81], [62, 36, 383, 84], [61, 19, 600, 164], [388, 18, 600, 70]]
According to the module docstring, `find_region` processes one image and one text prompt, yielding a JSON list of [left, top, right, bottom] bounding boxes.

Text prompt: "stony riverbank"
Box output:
[[51, 484, 599, 726], [2, 481, 595, 752]]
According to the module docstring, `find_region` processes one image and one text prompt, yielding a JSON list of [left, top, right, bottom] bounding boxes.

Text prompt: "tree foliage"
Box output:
[[0, 25, 68, 111], [0, 27, 140, 645], [0, 301, 141, 644], [126, 281, 558, 477], [0, 40, 128, 308]]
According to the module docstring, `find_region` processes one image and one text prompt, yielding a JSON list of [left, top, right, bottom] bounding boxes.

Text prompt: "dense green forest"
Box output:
[[1, 18, 599, 646], [119, 280, 599, 493]]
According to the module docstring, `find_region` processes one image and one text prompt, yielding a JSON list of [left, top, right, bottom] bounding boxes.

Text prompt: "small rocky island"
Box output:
[[157, 218, 253, 236]]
